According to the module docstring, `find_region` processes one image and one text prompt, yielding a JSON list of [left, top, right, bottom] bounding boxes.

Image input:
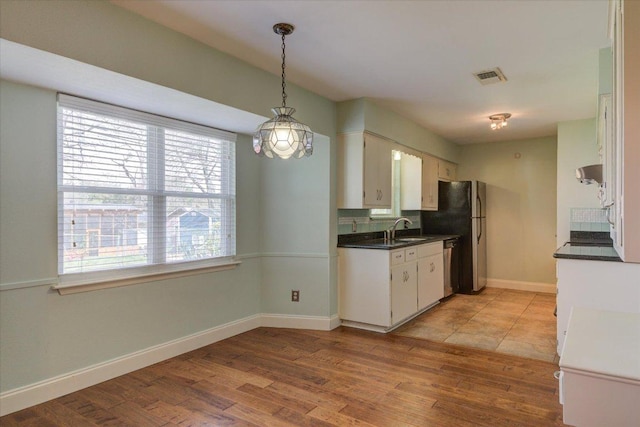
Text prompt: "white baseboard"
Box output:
[[486, 278, 556, 294], [0, 312, 339, 416], [260, 313, 341, 331]]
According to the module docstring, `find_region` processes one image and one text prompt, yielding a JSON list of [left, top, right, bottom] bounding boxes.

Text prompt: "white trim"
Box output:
[[0, 278, 58, 292], [260, 253, 330, 259], [260, 313, 339, 330], [486, 278, 556, 294], [329, 314, 342, 330], [0, 312, 339, 416], [54, 260, 241, 295]]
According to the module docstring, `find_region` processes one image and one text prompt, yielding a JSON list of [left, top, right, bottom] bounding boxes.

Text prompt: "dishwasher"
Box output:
[[443, 238, 459, 297]]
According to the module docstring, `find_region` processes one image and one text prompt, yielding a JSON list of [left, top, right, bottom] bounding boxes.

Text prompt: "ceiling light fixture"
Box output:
[[253, 23, 313, 159], [489, 113, 511, 130]]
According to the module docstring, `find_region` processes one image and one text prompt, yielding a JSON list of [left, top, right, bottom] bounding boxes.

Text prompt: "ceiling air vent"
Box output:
[[473, 67, 507, 85]]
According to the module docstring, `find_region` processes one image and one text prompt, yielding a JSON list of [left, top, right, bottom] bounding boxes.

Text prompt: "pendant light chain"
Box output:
[[253, 22, 313, 159], [281, 32, 287, 108]]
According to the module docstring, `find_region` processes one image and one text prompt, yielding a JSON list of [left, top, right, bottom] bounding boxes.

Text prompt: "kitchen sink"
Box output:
[[396, 237, 430, 242]]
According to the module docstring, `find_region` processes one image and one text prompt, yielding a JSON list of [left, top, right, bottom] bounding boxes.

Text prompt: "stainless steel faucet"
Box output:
[[388, 217, 413, 240]]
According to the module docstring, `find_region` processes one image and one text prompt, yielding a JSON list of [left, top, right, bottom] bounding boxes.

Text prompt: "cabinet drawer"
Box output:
[[418, 241, 442, 258], [405, 247, 418, 262], [391, 250, 405, 265]]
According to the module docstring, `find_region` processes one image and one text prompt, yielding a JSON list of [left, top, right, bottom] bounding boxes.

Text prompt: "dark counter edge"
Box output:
[[553, 248, 622, 262], [553, 233, 622, 263], [338, 231, 459, 250]]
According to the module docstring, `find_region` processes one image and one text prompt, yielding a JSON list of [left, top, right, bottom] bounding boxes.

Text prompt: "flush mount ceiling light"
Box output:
[[253, 23, 313, 159], [489, 113, 511, 130]]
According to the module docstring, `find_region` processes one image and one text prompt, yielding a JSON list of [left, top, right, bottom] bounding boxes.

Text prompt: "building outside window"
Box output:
[[57, 94, 236, 279]]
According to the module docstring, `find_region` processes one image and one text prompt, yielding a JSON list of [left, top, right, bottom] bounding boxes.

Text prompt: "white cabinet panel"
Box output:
[[339, 242, 444, 332], [391, 261, 417, 325], [338, 132, 392, 209], [437, 159, 457, 181], [556, 258, 640, 355], [418, 252, 444, 310], [421, 154, 438, 210]]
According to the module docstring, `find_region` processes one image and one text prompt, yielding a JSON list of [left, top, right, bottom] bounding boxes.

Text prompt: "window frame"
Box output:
[[55, 94, 238, 294]]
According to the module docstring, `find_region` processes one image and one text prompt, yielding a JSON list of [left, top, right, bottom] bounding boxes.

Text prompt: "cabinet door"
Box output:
[[438, 159, 457, 181], [421, 154, 438, 210], [418, 253, 444, 310], [391, 262, 418, 325], [363, 134, 392, 207]]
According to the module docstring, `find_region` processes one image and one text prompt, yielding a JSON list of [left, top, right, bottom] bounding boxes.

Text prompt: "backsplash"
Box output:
[[338, 209, 421, 235], [570, 208, 610, 232]]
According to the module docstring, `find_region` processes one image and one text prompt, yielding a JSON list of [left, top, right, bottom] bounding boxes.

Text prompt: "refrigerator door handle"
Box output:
[[477, 217, 482, 244], [477, 193, 482, 218]]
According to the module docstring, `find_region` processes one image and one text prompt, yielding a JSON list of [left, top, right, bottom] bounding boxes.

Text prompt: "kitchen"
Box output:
[[1, 0, 639, 425]]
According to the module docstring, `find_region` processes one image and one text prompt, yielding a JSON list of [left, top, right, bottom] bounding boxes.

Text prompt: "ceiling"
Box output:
[[110, 0, 611, 145]]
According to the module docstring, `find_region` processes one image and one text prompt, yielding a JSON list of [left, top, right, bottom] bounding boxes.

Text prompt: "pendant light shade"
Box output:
[[253, 107, 313, 159], [253, 23, 313, 159]]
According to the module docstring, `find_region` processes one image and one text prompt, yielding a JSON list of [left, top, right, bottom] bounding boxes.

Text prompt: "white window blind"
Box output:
[[57, 94, 236, 282]]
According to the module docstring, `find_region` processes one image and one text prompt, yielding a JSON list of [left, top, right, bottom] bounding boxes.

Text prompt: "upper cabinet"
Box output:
[[338, 132, 392, 209], [438, 159, 457, 181], [338, 131, 457, 211], [610, 0, 640, 262], [421, 154, 438, 210]]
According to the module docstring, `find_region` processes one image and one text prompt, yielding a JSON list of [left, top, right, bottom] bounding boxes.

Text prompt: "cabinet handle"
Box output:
[[606, 203, 615, 226], [430, 263, 435, 273]]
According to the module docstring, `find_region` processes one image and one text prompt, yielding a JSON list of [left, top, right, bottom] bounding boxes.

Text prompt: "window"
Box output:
[[57, 94, 236, 283]]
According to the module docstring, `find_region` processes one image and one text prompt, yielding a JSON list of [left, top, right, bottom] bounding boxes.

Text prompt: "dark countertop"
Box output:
[[553, 231, 621, 262], [338, 232, 459, 250], [554, 243, 621, 262]]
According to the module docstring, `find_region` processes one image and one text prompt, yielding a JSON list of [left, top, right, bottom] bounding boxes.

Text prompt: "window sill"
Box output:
[[53, 258, 241, 295]]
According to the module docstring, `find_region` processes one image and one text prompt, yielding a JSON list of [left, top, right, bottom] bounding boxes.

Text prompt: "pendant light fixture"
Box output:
[[489, 113, 511, 130], [253, 23, 313, 159]]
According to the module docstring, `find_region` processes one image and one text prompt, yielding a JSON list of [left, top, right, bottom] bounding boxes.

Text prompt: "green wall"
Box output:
[[556, 119, 600, 247], [0, 0, 337, 394], [458, 136, 558, 284], [337, 98, 460, 162]]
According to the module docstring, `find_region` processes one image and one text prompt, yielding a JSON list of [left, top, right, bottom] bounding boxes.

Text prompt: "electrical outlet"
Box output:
[[291, 290, 300, 302]]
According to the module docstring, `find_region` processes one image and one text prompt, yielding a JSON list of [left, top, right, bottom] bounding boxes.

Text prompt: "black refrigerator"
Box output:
[[421, 181, 487, 293]]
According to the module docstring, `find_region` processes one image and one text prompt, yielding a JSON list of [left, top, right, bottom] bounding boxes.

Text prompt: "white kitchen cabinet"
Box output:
[[391, 247, 418, 324], [400, 151, 422, 210], [339, 242, 443, 332], [555, 258, 640, 355], [338, 132, 392, 209], [597, 93, 615, 210], [437, 159, 457, 181], [421, 154, 439, 210], [559, 307, 640, 427], [609, 0, 640, 262], [417, 242, 444, 310]]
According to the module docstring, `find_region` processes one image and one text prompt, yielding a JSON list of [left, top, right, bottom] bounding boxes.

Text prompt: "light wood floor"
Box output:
[[395, 288, 559, 362], [1, 326, 566, 426]]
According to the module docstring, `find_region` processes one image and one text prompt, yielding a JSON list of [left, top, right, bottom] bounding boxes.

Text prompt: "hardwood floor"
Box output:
[[1, 327, 566, 426]]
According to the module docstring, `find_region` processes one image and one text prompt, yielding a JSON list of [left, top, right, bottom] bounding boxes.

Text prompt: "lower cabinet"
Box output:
[[556, 258, 640, 354], [339, 241, 443, 332], [391, 252, 418, 325], [559, 307, 640, 427], [417, 243, 444, 310]]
